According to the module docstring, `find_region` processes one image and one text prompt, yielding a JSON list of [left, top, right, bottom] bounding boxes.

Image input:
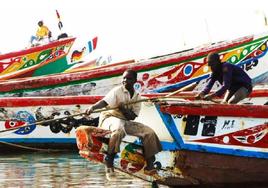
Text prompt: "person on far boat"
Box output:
[[196, 52, 252, 104], [30, 20, 52, 46], [85, 69, 162, 178]]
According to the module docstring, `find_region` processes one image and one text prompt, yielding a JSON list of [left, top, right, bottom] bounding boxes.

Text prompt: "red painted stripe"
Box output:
[[0, 96, 103, 107], [93, 37, 98, 49], [0, 94, 267, 120], [144, 89, 268, 99], [249, 89, 268, 97], [0, 37, 75, 60], [160, 103, 268, 118], [0, 35, 253, 92]]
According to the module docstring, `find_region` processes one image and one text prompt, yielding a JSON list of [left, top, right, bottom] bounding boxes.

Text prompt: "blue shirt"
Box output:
[[202, 62, 252, 96]]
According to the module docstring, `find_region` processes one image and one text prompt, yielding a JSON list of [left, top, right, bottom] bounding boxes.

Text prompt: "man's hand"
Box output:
[[195, 92, 205, 100], [203, 93, 215, 101], [84, 100, 108, 115], [85, 106, 94, 115], [118, 103, 126, 112]]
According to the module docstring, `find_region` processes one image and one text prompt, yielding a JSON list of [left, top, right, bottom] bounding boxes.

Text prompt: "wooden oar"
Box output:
[[0, 101, 148, 134], [164, 81, 199, 97]]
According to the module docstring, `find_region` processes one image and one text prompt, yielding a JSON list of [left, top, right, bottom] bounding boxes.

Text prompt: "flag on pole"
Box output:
[[56, 10, 63, 30], [88, 37, 98, 53]]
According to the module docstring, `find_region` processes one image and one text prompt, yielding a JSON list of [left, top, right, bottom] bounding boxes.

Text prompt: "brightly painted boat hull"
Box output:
[[76, 126, 268, 186], [0, 37, 75, 80], [0, 95, 100, 150], [0, 89, 267, 185], [0, 33, 268, 97], [75, 90, 268, 186], [0, 89, 266, 148]]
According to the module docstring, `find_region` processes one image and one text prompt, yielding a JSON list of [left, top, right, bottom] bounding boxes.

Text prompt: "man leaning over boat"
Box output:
[[85, 69, 162, 179], [196, 52, 252, 104]]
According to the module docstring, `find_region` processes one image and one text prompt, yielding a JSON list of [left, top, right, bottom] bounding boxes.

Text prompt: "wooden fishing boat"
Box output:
[[75, 89, 268, 186], [0, 37, 76, 80], [0, 32, 267, 97], [0, 35, 99, 80], [0, 87, 267, 185]]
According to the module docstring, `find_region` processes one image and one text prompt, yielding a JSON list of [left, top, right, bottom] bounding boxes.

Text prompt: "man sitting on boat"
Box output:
[[85, 69, 162, 177], [196, 52, 252, 104], [30, 20, 52, 46]]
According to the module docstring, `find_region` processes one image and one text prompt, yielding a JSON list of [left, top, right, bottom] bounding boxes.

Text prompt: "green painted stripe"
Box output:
[[2, 35, 268, 95]]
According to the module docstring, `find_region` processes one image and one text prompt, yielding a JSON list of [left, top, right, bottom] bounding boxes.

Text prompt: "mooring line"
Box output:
[[0, 141, 71, 152], [0, 82, 200, 134]]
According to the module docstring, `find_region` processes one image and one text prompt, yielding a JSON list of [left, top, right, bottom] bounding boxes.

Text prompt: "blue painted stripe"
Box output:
[[160, 113, 268, 159], [160, 141, 180, 150], [88, 41, 93, 52], [181, 142, 268, 159], [156, 100, 268, 158], [236, 48, 268, 67], [152, 74, 210, 93], [0, 138, 76, 144], [134, 138, 179, 151], [155, 105, 181, 150], [0, 137, 178, 151]]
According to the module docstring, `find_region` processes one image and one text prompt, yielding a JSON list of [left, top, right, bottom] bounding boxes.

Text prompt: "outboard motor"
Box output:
[[57, 33, 68, 40]]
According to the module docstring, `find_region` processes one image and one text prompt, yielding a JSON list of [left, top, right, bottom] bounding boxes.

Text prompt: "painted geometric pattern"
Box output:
[[0, 44, 69, 76], [136, 38, 268, 93], [193, 123, 268, 148]]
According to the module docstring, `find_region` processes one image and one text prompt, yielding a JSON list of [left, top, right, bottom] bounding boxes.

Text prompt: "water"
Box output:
[[0, 152, 168, 188]]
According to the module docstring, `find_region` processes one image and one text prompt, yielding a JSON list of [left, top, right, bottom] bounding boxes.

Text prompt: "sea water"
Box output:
[[0, 152, 168, 188]]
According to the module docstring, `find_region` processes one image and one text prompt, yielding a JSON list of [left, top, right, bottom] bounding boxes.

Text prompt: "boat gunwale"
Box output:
[[0, 37, 76, 61], [0, 34, 261, 93]]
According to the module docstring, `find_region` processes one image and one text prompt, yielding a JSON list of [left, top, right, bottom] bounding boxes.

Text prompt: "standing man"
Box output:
[[85, 69, 162, 177], [196, 52, 252, 104]]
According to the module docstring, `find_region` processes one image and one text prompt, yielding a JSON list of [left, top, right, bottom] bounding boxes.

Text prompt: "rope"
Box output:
[[0, 98, 159, 134], [0, 99, 147, 134], [0, 83, 199, 134], [0, 141, 70, 152]]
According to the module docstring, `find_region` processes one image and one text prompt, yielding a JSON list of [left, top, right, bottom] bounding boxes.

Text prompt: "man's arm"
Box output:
[[196, 75, 215, 99], [202, 75, 216, 95], [85, 100, 108, 115]]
